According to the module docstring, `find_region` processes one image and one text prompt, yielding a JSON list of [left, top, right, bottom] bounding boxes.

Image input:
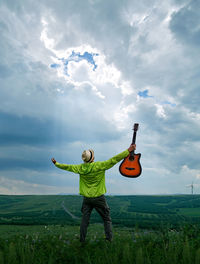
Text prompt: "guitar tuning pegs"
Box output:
[[133, 123, 139, 131]]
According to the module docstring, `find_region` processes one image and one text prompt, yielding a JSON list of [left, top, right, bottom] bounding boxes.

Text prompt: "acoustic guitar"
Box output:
[[119, 123, 142, 178]]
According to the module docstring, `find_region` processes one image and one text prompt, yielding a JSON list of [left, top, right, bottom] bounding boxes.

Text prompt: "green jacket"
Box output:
[[55, 149, 129, 197]]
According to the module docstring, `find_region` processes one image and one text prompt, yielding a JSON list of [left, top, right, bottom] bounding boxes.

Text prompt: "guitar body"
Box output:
[[119, 123, 142, 178], [119, 153, 142, 178]]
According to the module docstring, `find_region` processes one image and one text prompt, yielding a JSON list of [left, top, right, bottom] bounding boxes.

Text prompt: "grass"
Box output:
[[178, 208, 200, 216], [1, 195, 200, 228], [0, 224, 200, 264]]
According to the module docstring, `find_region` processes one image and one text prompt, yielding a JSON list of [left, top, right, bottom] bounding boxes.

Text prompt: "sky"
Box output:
[[0, 0, 200, 195]]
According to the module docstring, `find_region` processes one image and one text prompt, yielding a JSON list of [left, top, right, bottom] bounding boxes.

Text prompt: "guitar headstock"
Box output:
[[133, 123, 139, 131]]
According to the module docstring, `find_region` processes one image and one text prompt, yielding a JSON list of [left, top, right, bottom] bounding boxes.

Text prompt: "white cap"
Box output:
[[82, 149, 94, 163]]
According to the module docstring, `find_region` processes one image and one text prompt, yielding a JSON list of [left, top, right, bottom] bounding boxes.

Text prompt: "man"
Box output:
[[51, 143, 136, 243]]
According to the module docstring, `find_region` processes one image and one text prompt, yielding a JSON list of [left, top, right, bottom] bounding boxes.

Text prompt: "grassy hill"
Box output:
[[0, 194, 200, 229], [1, 195, 200, 263]]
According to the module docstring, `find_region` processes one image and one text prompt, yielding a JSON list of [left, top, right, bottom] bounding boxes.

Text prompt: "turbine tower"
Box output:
[[186, 182, 194, 194]]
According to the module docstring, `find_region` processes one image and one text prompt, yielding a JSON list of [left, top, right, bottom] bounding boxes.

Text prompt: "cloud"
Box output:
[[0, 176, 77, 195], [0, 112, 55, 147], [170, 0, 200, 48]]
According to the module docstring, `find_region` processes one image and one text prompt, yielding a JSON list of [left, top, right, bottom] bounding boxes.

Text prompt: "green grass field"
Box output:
[[0, 195, 200, 263], [0, 194, 200, 228], [0, 224, 200, 264]]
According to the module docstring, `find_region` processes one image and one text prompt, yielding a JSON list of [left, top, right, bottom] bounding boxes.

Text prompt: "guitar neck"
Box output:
[[130, 124, 138, 156], [132, 131, 137, 145]]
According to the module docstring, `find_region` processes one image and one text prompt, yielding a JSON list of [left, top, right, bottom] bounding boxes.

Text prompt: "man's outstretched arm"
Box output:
[[51, 158, 80, 174], [93, 144, 136, 172]]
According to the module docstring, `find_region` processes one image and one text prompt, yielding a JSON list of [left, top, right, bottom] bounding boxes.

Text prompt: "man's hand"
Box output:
[[128, 144, 136, 153], [51, 158, 56, 164]]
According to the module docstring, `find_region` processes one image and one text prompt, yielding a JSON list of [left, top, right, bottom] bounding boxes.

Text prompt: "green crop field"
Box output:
[[0, 194, 200, 228], [0, 195, 200, 263]]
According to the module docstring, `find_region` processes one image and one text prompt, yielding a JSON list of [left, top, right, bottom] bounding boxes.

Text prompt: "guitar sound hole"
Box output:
[[125, 167, 135, 170], [129, 156, 134, 161]]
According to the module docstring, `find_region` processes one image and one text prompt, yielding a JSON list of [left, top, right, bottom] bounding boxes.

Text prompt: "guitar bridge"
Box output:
[[125, 167, 135, 170]]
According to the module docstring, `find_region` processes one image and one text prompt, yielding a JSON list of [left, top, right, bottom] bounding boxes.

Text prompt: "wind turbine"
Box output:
[[186, 182, 194, 194]]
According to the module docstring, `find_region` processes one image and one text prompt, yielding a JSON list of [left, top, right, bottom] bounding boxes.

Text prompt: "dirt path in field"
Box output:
[[61, 201, 80, 219]]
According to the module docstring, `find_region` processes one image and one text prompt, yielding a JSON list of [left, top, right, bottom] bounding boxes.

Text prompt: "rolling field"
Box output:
[[0, 194, 200, 228], [0, 195, 200, 263]]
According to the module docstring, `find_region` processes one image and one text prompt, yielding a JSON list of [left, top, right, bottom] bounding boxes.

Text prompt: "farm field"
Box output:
[[0, 194, 200, 228], [0, 195, 200, 263]]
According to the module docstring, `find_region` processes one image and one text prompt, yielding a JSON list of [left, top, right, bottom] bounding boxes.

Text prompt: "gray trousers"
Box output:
[[80, 195, 112, 242]]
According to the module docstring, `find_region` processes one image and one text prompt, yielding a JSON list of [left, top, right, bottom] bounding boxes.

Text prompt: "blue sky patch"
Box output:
[[162, 101, 176, 107], [77, 51, 98, 70], [50, 63, 60, 68], [51, 50, 99, 76], [138, 89, 153, 98]]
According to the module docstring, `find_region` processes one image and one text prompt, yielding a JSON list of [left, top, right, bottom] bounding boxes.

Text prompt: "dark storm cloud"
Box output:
[[0, 63, 12, 78], [0, 112, 55, 146], [170, 0, 200, 48], [0, 111, 120, 147], [0, 157, 48, 171], [0, 111, 120, 172]]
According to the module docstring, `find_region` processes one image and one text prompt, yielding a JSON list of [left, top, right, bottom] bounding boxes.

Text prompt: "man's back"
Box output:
[[55, 149, 129, 197]]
